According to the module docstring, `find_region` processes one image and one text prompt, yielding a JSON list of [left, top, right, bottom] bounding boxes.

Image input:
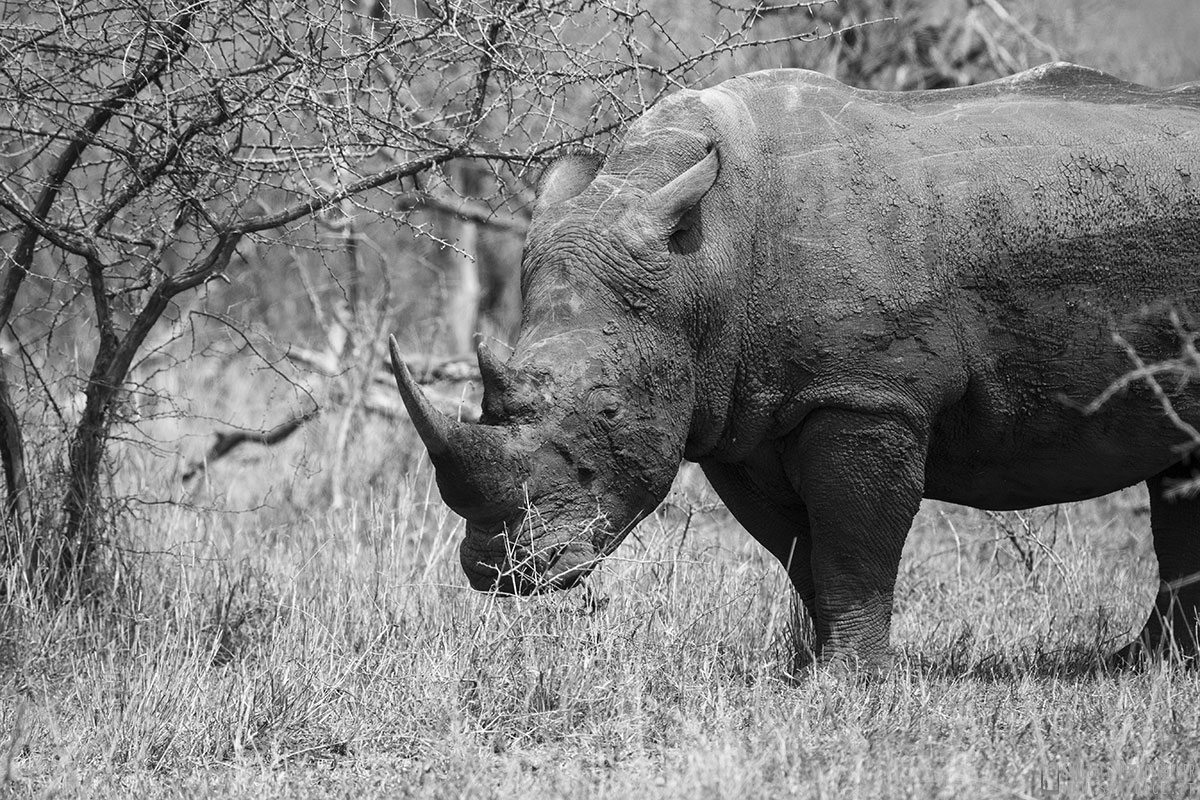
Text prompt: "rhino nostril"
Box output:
[[577, 465, 596, 486]]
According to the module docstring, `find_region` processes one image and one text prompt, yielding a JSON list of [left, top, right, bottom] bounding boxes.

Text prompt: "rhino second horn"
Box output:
[[388, 334, 452, 456], [477, 342, 517, 396]]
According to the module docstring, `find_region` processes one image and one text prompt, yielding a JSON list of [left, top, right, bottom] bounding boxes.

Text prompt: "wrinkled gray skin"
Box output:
[[392, 63, 1200, 671]]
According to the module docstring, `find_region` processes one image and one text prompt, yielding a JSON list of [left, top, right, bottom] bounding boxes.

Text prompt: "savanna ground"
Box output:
[[3, 374, 1192, 799], [6, 1, 1200, 798]]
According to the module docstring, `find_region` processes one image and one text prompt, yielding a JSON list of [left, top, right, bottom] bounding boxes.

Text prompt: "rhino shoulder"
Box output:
[[718, 68, 848, 94], [619, 79, 772, 166]]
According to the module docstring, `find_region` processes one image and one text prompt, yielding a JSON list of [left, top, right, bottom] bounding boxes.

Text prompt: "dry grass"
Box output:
[[3, 357, 1199, 798]]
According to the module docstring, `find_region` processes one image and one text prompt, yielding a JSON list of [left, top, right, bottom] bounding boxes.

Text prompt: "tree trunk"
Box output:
[[56, 235, 241, 594], [58, 378, 114, 586], [0, 356, 31, 575], [442, 163, 482, 354], [59, 260, 122, 590]]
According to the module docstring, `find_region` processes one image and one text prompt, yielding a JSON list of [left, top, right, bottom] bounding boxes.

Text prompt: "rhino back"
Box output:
[[683, 65, 1200, 505], [706, 64, 1200, 314]]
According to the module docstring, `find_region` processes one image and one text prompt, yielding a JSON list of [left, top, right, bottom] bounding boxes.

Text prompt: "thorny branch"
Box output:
[[0, 0, 865, 589], [0, 9, 195, 330], [1086, 313, 1200, 497]]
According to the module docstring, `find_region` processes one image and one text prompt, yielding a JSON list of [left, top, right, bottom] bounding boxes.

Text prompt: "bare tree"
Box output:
[[0, 0, 848, 595]]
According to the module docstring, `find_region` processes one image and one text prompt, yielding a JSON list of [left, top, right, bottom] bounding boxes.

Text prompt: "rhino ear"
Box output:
[[535, 154, 603, 214], [641, 146, 720, 237]]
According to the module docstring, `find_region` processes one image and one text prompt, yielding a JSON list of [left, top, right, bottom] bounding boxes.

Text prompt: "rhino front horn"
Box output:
[[388, 335, 453, 456], [388, 335, 530, 520]]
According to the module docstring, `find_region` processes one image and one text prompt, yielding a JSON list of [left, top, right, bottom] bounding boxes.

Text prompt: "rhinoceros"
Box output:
[[391, 63, 1200, 671]]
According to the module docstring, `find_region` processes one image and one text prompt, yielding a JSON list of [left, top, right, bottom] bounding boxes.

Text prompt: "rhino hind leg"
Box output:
[[1120, 461, 1200, 665]]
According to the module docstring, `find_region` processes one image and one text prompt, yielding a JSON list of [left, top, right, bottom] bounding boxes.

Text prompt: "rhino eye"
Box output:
[[587, 389, 625, 426]]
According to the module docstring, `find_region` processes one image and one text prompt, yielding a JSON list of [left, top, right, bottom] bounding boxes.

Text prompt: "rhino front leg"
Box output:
[[699, 458, 817, 636], [784, 408, 927, 672], [1120, 461, 1200, 663]]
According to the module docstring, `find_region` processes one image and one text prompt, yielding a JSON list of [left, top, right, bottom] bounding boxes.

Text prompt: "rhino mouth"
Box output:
[[461, 534, 599, 595], [460, 511, 631, 595]]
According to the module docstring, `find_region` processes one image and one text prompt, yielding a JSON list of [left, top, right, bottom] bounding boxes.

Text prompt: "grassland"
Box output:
[[6, 1, 1200, 797], [3, 355, 1200, 799]]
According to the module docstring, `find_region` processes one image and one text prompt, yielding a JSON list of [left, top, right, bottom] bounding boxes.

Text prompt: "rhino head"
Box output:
[[391, 138, 721, 594]]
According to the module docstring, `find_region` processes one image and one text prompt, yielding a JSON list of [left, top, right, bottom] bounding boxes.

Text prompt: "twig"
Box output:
[[182, 407, 321, 487], [394, 192, 529, 234], [284, 345, 481, 385], [977, 0, 1060, 61], [1092, 332, 1200, 446]]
